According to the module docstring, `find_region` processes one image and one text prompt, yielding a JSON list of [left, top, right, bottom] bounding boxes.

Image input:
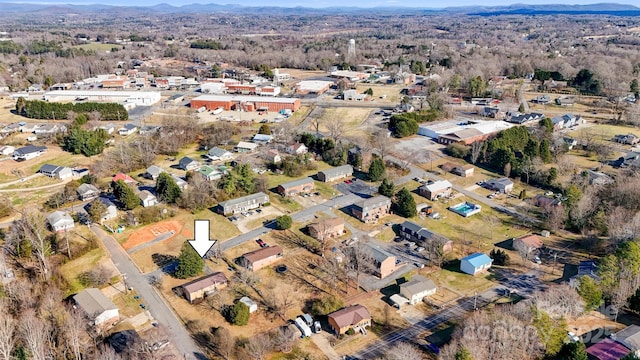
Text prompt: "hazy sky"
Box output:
[[1, 0, 639, 8]]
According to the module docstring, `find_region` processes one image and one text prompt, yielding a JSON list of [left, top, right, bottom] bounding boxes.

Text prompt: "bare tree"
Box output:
[[371, 129, 391, 160], [540, 204, 566, 233], [344, 242, 374, 292], [64, 308, 90, 360], [532, 285, 584, 319], [8, 211, 52, 279], [244, 333, 272, 360], [424, 233, 451, 268], [97, 344, 123, 360], [233, 268, 260, 295], [0, 301, 16, 360], [470, 140, 484, 164], [212, 327, 235, 360], [271, 326, 297, 353], [20, 309, 51, 360], [383, 342, 423, 360], [483, 214, 500, 242], [326, 117, 345, 145]]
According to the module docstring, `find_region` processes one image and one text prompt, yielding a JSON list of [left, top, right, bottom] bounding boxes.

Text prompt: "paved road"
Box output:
[[351, 271, 544, 359], [91, 225, 206, 360]]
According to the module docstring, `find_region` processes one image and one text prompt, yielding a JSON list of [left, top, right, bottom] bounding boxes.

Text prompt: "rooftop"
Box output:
[[241, 245, 283, 263], [181, 272, 228, 294], [218, 192, 268, 208], [328, 304, 371, 329], [461, 253, 492, 267], [73, 288, 118, 317], [192, 94, 299, 104], [279, 177, 314, 189]]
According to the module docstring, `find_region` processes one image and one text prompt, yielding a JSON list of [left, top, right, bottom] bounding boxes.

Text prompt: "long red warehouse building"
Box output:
[[190, 95, 301, 113]]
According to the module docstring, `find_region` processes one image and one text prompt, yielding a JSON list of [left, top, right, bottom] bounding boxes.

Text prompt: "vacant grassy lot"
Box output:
[[355, 84, 403, 103], [431, 268, 494, 296], [59, 246, 108, 295], [568, 123, 640, 144], [72, 42, 119, 53], [315, 107, 373, 136]]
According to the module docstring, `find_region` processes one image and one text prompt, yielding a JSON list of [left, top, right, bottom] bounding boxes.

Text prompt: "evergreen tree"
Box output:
[[378, 178, 395, 197], [557, 341, 588, 360], [577, 275, 603, 311], [455, 346, 474, 360], [539, 117, 554, 134], [175, 241, 204, 279], [489, 249, 510, 266], [518, 102, 526, 113], [229, 301, 250, 326], [275, 215, 292, 230], [258, 124, 271, 135], [368, 157, 386, 181], [87, 199, 107, 224], [156, 172, 181, 203], [15, 96, 26, 115], [539, 139, 552, 163], [394, 188, 417, 218], [112, 179, 139, 210]]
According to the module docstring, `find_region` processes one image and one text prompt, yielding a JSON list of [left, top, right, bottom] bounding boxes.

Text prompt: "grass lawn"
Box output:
[[59, 247, 107, 295], [568, 123, 640, 143], [315, 107, 373, 136], [432, 267, 494, 296], [72, 42, 118, 52], [4, 175, 59, 189], [288, 106, 312, 125], [111, 290, 147, 318], [269, 195, 303, 213], [265, 161, 332, 189], [355, 83, 403, 103]]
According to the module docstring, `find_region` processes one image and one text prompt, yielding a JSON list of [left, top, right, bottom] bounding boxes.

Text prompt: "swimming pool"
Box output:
[[449, 202, 482, 217]]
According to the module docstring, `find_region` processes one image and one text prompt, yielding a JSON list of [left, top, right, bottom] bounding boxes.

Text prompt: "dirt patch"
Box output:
[[123, 220, 183, 250]]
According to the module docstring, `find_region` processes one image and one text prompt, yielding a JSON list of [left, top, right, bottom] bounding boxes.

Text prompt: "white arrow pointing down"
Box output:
[[188, 219, 216, 257]]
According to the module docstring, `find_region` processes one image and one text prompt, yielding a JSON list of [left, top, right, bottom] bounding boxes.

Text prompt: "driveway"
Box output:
[[91, 225, 206, 359]]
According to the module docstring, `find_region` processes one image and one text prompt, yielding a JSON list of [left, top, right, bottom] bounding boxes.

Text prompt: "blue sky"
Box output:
[[0, 0, 638, 8]]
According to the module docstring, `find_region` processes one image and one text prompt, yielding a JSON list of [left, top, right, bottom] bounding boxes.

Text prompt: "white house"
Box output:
[[399, 275, 437, 305], [0, 145, 15, 155], [38, 164, 73, 180], [486, 177, 514, 193], [460, 253, 493, 276], [118, 124, 138, 136], [285, 142, 308, 155], [206, 147, 233, 162], [85, 197, 118, 222], [138, 190, 158, 207], [12, 145, 47, 161], [252, 134, 273, 144], [178, 157, 201, 171], [46, 211, 75, 232], [144, 165, 165, 180], [234, 141, 259, 153], [73, 288, 120, 328]]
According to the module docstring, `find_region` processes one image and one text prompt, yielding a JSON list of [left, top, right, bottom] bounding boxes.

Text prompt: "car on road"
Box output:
[[545, 191, 554, 196], [256, 239, 267, 248], [344, 179, 352, 184], [405, 241, 415, 248], [534, 256, 542, 264]]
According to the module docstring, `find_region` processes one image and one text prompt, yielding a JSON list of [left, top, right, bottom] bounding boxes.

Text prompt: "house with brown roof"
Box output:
[[513, 234, 543, 256], [327, 304, 372, 335], [277, 177, 315, 197], [452, 164, 474, 177], [238, 245, 283, 272], [179, 272, 228, 304], [307, 218, 345, 241]]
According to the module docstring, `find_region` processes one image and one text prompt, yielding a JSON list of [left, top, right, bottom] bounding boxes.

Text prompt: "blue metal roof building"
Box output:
[[460, 253, 493, 276]]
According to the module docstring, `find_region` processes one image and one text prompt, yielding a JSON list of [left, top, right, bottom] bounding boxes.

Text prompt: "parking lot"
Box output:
[[334, 178, 377, 198], [228, 205, 283, 232]]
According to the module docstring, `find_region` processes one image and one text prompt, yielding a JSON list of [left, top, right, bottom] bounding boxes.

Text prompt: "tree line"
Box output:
[[18, 99, 128, 121]]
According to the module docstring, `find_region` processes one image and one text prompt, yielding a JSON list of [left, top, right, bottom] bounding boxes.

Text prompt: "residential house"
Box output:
[[308, 218, 345, 241], [0, 145, 14, 155], [569, 260, 600, 287], [34, 123, 66, 135], [216, 192, 270, 215], [12, 145, 47, 161], [485, 177, 514, 193], [112, 172, 136, 185], [613, 133, 640, 145], [178, 157, 201, 171], [513, 234, 543, 257], [555, 97, 575, 106], [587, 170, 614, 185], [238, 245, 283, 272], [460, 253, 493, 275], [85, 197, 118, 222], [73, 288, 119, 328], [327, 305, 372, 335], [234, 141, 259, 153], [144, 165, 165, 180], [366, 243, 397, 278], [586, 338, 630, 360], [317, 165, 353, 182], [480, 107, 502, 118], [46, 211, 75, 232], [171, 174, 188, 190], [533, 95, 551, 104], [138, 125, 161, 135], [285, 142, 308, 155], [77, 183, 100, 201], [239, 297, 258, 313], [98, 123, 117, 134], [618, 151, 640, 168], [351, 195, 391, 223], [564, 137, 578, 150], [138, 190, 158, 207], [118, 124, 138, 136], [419, 180, 453, 200], [206, 147, 233, 162], [507, 112, 544, 124], [265, 149, 281, 164], [252, 134, 273, 144], [551, 114, 578, 130], [399, 275, 437, 305], [398, 221, 454, 253], [612, 324, 640, 356], [19, 123, 40, 133], [38, 164, 73, 180], [452, 164, 474, 177], [277, 177, 315, 197], [179, 272, 228, 304], [197, 165, 226, 181], [533, 194, 562, 208]]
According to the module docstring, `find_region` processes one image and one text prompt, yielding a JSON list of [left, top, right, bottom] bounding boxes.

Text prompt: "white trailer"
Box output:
[[212, 107, 224, 115], [295, 317, 312, 338], [197, 106, 207, 113]]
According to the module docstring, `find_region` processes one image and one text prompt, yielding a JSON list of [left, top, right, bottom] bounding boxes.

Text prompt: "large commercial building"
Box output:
[[190, 95, 300, 113], [418, 118, 513, 145], [43, 90, 161, 106]]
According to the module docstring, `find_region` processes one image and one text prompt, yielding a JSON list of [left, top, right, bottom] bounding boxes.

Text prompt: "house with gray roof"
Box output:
[[118, 124, 138, 136], [352, 195, 391, 223], [12, 145, 47, 161], [399, 275, 437, 304], [138, 190, 157, 207], [216, 192, 270, 215], [486, 177, 514, 193], [77, 183, 100, 201], [73, 288, 119, 328], [85, 197, 118, 222], [39, 164, 73, 180], [365, 242, 397, 278], [277, 177, 315, 197], [171, 174, 188, 190], [46, 211, 74, 232], [206, 147, 233, 161], [178, 156, 201, 171], [144, 165, 165, 180], [317, 164, 353, 182]]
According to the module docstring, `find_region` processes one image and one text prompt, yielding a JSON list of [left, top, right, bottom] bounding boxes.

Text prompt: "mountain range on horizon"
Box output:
[[0, 1, 639, 15]]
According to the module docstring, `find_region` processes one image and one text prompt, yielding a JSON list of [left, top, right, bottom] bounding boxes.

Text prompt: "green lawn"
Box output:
[[432, 267, 494, 296], [265, 161, 332, 189], [72, 42, 119, 52], [59, 247, 107, 295], [269, 195, 303, 213]]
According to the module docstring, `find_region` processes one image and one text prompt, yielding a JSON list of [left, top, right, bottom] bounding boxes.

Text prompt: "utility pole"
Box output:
[[553, 253, 557, 275], [122, 273, 128, 294], [474, 291, 478, 310]]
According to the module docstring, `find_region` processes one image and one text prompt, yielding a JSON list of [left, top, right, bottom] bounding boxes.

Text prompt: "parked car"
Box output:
[[416, 246, 425, 253], [256, 239, 267, 248], [534, 256, 542, 264]]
